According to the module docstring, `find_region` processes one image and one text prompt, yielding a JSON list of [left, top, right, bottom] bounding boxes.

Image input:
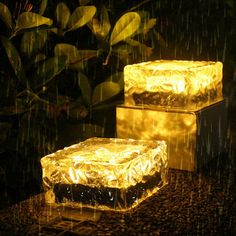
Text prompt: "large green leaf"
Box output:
[[15, 12, 53, 31], [92, 81, 121, 105], [67, 6, 96, 32], [126, 38, 153, 59], [77, 72, 91, 106], [105, 72, 124, 89], [39, 0, 48, 15], [109, 12, 141, 46], [0, 2, 13, 29], [55, 43, 86, 71], [91, 6, 110, 39], [137, 18, 157, 35], [0, 36, 22, 78], [55, 2, 71, 29], [144, 18, 157, 34], [54, 43, 81, 64], [21, 31, 48, 56], [34, 56, 67, 88]]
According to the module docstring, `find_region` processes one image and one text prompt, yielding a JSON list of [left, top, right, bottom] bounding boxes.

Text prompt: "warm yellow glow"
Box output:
[[146, 75, 186, 94], [41, 138, 167, 211], [124, 60, 223, 109], [116, 105, 197, 171], [116, 100, 227, 171]]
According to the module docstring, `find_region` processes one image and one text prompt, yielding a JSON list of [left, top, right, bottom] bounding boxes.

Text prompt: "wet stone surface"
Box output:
[[0, 157, 236, 235]]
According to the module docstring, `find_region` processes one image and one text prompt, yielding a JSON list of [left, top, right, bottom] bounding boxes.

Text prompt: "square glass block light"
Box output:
[[116, 100, 227, 171], [41, 138, 167, 211], [124, 60, 223, 109]]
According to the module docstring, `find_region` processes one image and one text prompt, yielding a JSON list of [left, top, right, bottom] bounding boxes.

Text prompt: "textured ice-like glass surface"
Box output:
[[124, 60, 223, 109], [41, 138, 167, 211], [117, 106, 196, 171]]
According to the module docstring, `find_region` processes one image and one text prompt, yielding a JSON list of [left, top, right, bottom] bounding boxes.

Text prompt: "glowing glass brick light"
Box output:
[[124, 60, 223, 109], [116, 100, 227, 171], [41, 138, 167, 211]]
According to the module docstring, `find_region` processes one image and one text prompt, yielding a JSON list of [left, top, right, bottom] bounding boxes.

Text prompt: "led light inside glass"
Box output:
[[41, 138, 168, 211], [124, 60, 223, 109]]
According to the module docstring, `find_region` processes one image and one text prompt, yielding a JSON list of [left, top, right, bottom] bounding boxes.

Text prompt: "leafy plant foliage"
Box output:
[[0, 0, 157, 156]]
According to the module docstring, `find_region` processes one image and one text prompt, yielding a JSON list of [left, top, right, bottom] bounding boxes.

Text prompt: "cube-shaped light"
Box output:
[[41, 138, 167, 211], [116, 100, 227, 171], [124, 60, 223, 109]]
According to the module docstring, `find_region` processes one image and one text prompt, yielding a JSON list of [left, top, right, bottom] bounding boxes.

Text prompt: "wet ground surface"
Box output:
[[0, 107, 235, 235], [0, 155, 235, 235]]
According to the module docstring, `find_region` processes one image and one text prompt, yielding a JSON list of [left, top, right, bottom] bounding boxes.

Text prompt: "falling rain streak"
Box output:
[[0, 0, 235, 235]]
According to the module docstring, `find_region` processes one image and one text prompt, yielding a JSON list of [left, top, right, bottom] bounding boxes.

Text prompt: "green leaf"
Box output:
[[67, 6, 96, 32], [12, 25, 54, 37], [15, 12, 53, 32], [54, 43, 98, 69], [78, 72, 91, 106], [106, 72, 124, 89], [21, 31, 48, 56], [91, 6, 110, 39], [34, 56, 67, 88], [112, 44, 134, 64], [69, 62, 85, 72], [153, 29, 167, 49], [55, 2, 71, 29], [39, 0, 48, 15], [78, 50, 98, 61], [113, 44, 133, 55], [125, 38, 153, 59], [92, 100, 123, 111], [92, 81, 121, 105], [110, 12, 141, 46], [79, 0, 91, 5], [0, 2, 13, 29], [137, 18, 157, 35], [136, 10, 150, 21], [100, 6, 111, 36], [34, 53, 47, 63], [143, 18, 157, 34], [54, 43, 81, 64], [0, 36, 22, 78], [50, 27, 59, 34]]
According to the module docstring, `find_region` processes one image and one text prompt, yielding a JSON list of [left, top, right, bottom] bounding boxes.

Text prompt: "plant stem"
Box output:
[[103, 47, 112, 65], [130, 0, 154, 11]]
